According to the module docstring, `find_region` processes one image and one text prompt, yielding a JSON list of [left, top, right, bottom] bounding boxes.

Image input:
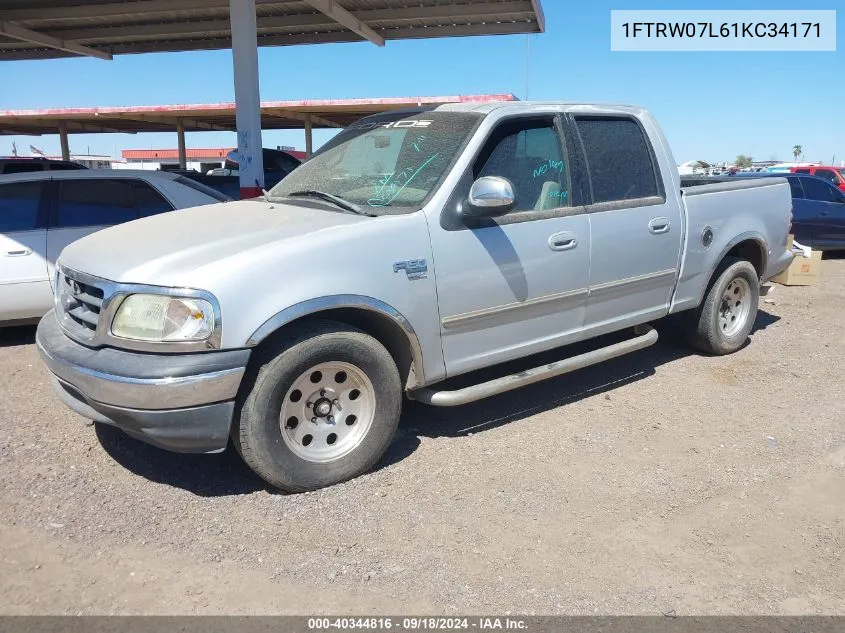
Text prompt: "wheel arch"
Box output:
[[246, 295, 425, 390], [699, 232, 767, 303], [724, 235, 767, 279]]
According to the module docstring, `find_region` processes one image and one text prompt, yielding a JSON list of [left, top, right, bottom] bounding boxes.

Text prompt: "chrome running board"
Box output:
[[410, 324, 658, 407]]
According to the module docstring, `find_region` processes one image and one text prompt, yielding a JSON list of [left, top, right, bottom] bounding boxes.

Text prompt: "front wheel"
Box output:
[[234, 321, 402, 492], [686, 257, 760, 355]]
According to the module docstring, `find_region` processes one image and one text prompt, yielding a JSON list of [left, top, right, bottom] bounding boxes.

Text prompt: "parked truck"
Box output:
[[36, 102, 794, 492]]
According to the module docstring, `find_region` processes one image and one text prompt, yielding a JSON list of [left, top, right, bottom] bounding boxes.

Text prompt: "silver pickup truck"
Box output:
[[36, 102, 793, 492]]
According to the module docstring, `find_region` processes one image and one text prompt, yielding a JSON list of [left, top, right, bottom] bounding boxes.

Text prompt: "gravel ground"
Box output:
[[1, 258, 843, 615]]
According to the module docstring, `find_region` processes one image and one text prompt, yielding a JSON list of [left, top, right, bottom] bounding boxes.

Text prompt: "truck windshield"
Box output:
[[268, 111, 481, 213]]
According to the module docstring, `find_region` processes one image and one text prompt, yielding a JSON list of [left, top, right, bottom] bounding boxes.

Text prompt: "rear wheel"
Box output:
[[234, 321, 402, 492], [686, 257, 759, 355]]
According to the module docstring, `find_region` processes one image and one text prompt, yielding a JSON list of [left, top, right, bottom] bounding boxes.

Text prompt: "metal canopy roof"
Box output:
[[0, 0, 545, 61], [0, 94, 517, 135]]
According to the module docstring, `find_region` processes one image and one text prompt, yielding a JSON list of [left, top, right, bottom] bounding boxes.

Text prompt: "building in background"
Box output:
[[1, 153, 122, 168], [118, 148, 233, 173], [68, 154, 121, 169], [118, 146, 304, 173]]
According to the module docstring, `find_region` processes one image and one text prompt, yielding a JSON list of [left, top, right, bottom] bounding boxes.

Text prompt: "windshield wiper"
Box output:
[[284, 190, 370, 216]]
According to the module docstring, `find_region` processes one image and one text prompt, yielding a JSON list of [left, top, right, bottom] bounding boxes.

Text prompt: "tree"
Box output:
[[735, 155, 753, 169], [792, 145, 803, 161]]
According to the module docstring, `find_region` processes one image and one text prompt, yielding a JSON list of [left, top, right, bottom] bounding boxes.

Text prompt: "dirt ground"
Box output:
[[0, 259, 843, 616]]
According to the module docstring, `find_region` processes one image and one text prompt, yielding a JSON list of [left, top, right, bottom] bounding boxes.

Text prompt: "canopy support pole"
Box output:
[[58, 124, 70, 161], [304, 115, 313, 159], [229, 0, 264, 198], [176, 119, 187, 169]]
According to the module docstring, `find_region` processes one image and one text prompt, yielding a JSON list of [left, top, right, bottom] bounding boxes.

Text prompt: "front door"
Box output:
[[0, 180, 51, 321], [427, 116, 591, 377], [569, 116, 683, 331]]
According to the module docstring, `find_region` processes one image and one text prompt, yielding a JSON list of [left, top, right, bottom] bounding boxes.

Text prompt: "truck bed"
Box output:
[[670, 176, 793, 314], [680, 175, 779, 190]]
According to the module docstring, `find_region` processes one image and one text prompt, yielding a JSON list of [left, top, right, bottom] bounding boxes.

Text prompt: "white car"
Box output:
[[0, 169, 229, 325]]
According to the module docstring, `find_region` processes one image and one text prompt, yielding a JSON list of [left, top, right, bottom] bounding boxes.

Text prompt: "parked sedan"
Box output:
[[724, 173, 845, 250], [790, 175, 845, 250], [0, 170, 230, 325]]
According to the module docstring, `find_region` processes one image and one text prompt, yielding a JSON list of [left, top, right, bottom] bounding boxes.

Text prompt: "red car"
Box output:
[[790, 165, 845, 192]]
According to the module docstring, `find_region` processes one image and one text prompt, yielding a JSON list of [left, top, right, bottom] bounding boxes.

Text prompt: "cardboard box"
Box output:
[[771, 237, 822, 286]]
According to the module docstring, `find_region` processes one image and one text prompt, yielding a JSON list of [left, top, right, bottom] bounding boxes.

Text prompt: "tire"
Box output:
[[234, 320, 402, 492], [685, 256, 760, 355]]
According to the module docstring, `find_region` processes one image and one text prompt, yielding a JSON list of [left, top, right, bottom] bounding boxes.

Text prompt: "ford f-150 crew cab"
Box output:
[[36, 101, 794, 492]]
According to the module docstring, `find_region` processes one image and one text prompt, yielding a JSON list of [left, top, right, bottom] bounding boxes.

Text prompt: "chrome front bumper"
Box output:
[[36, 310, 250, 453]]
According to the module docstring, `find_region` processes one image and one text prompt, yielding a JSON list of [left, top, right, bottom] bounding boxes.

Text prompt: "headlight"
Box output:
[[111, 294, 215, 342]]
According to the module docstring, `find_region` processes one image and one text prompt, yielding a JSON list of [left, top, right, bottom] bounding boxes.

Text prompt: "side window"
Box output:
[[48, 162, 84, 171], [57, 179, 136, 228], [802, 178, 838, 203], [174, 175, 232, 202], [3, 163, 44, 174], [795, 168, 811, 174], [787, 177, 805, 199], [474, 119, 569, 212], [0, 182, 44, 231], [276, 153, 301, 174], [575, 117, 661, 204], [814, 169, 837, 183], [133, 181, 174, 217]]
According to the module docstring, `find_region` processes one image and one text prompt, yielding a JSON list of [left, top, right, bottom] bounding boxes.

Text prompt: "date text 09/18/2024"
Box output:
[[307, 618, 528, 630]]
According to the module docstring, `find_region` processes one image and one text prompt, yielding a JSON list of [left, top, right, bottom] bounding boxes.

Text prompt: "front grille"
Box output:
[[57, 270, 105, 340]]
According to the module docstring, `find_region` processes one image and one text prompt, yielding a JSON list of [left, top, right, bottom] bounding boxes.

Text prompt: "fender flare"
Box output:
[[697, 231, 768, 305], [246, 295, 426, 389]]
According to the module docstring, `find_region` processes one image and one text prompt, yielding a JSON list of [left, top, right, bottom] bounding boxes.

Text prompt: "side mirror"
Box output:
[[464, 176, 515, 217]]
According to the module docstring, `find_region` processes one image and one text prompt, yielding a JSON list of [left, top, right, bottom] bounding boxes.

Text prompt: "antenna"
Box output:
[[524, 34, 531, 100]]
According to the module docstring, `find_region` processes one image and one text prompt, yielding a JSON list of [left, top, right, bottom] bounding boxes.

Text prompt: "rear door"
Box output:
[[0, 180, 52, 320], [46, 178, 138, 281], [570, 115, 683, 332], [801, 177, 845, 249]]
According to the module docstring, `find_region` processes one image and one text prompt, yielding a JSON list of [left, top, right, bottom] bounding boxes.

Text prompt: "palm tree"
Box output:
[[792, 145, 803, 162]]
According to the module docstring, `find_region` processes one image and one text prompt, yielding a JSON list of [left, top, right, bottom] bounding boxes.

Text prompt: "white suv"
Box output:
[[0, 169, 229, 325]]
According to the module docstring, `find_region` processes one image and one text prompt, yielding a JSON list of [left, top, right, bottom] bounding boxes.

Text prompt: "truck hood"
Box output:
[[59, 199, 371, 284]]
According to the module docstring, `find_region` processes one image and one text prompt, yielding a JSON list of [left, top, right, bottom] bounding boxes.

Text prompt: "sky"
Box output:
[[0, 0, 840, 165]]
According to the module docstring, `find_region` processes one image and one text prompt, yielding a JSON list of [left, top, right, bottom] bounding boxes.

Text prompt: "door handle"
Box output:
[[6, 249, 32, 256], [548, 231, 578, 251], [648, 217, 671, 234], [819, 211, 829, 216]]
